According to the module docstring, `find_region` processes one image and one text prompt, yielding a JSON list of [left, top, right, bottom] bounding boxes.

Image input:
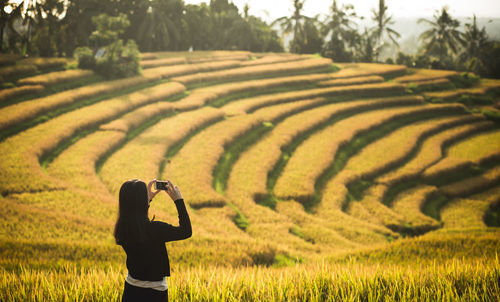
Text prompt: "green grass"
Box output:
[[406, 80, 455, 94], [485, 201, 500, 227], [424, 164, 484, 187], [229, 205, 249, 231], [346, 180, 372, 202], [213, 121, 274, 194], [421, 191, 449, 220], [382, 180, 420, 206], [483, 109, 500, 124]]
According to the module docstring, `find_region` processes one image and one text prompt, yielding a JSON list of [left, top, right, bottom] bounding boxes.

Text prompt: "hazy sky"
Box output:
[[185, 0, 500, 22]]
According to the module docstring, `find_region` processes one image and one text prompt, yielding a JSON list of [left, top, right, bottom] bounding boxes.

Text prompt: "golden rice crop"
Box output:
[[99, 107, 224, 197], [142, 60, 242, 80], [239, 54, 305, 66], [275, 200, 360, 249], [225, 98, 328, 210], [173, 73, 331, 111], [0, 82, 185, 195], [319, 109, 470, 214], [332, 63, 406, 79], [440, 165, 500, 198], [171, 58, 333, 86], [144, 51, 250, 62], [187, 52, 251, 63], [100, 102, 174, 132], [16, 69, 94, 86], [46, 130, 126, 197], [0, 64, 38, 80], [443, 182, 500, 226], [317, 75, 384, 87], [0, 53, 21, 66], [222, 82, 406, 116], [377, 120, 494, 187], [424, 78, 500, 100], [440, 198, 490, 229], [440, 184, 500, 228], [20, 57, 68, 69], [225, 99, 404, 250], [346, 184, 406, 230], [0, 85, 44, 103], [412, 78, 450, 86], [169, 99, 329, 213], [228, 95, 424, 207], [0, 76, 153, 132], [140, 52, 157, 60], [274, 102, 450, 204], [447, 128, 500, 163], [140, 57, 187, 69], [0, 195, 114, 242], [339, 115, 473, 180], [422, 128, 500, 180], [2, 254, 499, 301], [390, 185, 441, 230], [46, 104, 245, 242], [393, 69, 458, 83], [421, 157, 474, 181], [6, 189, 116, 224], [273, 198, 398, 248]]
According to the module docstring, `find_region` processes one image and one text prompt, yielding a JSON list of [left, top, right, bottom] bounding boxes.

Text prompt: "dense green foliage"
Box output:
[[2, 0, 499, 77], [75, 14, 140, 79]]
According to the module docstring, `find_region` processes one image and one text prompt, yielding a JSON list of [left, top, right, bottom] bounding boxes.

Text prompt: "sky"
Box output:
[[184, 0, 500, 22]]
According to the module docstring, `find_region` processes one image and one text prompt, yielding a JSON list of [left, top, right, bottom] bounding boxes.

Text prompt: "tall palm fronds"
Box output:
[[459, 15, 490, 73], [418, 7, 464, 63], [371, 0, 400, 60], [321, 0, 360, 62], [136, 0, 184, 51], [323, 0, 358, 43], [0, 1, 23, 52], [272, 0, 315, 53]]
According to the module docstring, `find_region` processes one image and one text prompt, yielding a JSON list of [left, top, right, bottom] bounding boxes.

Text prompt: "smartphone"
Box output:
[[155, 181, 169, 190]]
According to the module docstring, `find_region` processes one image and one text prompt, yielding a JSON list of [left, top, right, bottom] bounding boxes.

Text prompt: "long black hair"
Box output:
[[114, 179, 151, 245]]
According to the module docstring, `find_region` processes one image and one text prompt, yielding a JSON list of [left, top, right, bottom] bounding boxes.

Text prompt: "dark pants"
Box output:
[[122, 281, 168, 302]]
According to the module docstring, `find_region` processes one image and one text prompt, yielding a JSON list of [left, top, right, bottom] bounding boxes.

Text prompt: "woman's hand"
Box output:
[[147, 179, 161, 202], [165, 180, 183, 201]]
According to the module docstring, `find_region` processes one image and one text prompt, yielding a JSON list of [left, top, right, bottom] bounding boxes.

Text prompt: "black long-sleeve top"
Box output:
[[120, 199, 192, 281]]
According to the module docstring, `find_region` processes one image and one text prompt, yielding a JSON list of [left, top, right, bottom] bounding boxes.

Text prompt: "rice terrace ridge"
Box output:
[[0, 49, 499, 300], [2, 1, 500, 298]]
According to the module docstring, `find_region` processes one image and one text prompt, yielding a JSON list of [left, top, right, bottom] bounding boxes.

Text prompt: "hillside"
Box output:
[[0, 51, 499, 300]]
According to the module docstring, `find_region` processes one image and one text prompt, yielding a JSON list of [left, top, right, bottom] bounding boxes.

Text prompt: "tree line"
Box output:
[[1, 0, 499, 78]]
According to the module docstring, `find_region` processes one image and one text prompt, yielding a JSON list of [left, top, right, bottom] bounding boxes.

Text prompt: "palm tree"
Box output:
[[418, 7, 464, 64], [272, 0, 315, 53], [371, 0, 400, 60], [136, 0, 184, 51], [459, 15, 491, 73], [322, 0, 360, 62], [0, 1, 23, 52]]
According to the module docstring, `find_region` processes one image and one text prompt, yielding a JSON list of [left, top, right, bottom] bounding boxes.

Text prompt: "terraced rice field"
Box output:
[[1, 52, 499, 300]]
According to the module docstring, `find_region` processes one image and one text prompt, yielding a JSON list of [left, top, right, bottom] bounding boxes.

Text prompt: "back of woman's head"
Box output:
[[114, 179, 150, 244]]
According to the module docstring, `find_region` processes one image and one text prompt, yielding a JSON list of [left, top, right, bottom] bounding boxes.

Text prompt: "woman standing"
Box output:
[[114, 179, 192, 302]]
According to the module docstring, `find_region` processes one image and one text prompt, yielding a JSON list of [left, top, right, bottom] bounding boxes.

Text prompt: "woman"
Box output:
[[114, 179, 192, 302]]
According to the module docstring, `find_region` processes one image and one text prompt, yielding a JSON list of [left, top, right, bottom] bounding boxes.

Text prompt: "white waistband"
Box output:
[[125, 272, 168, 292]]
